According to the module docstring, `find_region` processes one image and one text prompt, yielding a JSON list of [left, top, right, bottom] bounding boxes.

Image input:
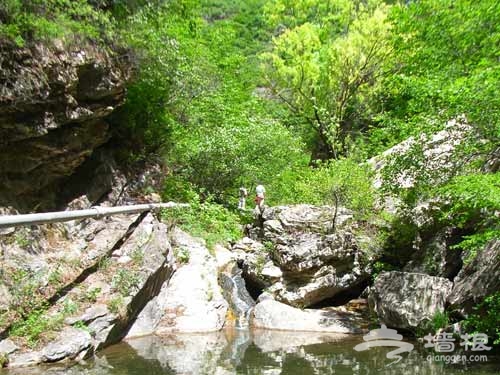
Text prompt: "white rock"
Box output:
[[252, 300, 364, 333], [369, 271, 453, 330], [128, 229, 228, 336]]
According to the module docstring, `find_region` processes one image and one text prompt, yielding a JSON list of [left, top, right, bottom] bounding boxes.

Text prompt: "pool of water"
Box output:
[[5, 329, 500, 374]]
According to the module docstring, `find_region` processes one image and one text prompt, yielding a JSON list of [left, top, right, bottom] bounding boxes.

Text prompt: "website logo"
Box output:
[[354, 324, 414, 366]]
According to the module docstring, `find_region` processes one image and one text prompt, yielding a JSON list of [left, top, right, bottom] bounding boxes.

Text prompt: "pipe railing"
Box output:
[[0, 202, 188, 229]]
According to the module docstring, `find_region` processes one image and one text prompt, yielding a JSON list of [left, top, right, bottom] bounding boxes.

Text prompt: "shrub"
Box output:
[[435, 173, 500, 261], [112, 269, 141, 297], [161, 200, 242, 249], [270, 158, 376, 216], [174, 248, 190, 264], [463, 292, 500, 345], [0, 0, 115, 46]]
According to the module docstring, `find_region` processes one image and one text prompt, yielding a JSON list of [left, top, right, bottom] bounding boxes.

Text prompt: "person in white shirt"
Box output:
[[238, 186, 248, 210], [255, 184, 265, 209]]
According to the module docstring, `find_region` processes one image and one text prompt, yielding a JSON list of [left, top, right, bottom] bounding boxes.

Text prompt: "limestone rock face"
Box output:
[[251, 299, 365, 333], [2, 212, 175, 367], [368, 117, 472, 192], [0, 40, 130, 210], [369, 271, 453, 330], [40, 327, 92, 363], [127, 228, 228, 336], [404, 226, 463, 279], [448, 239, 500, 315], [235, 205, 373, 308]]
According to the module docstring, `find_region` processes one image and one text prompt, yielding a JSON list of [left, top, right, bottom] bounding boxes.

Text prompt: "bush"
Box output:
[[0, 0, 115, 46], [464, 292, 500, 345], [166, 116, 309, 204], [161, 200, 242, 249], [435, 173, 500, 260], [270, 158, 376, 216], [112, 269, 141, 297]]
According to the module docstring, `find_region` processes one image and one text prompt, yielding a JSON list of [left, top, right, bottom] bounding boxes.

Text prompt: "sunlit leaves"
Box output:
[[261, 0, 391, 158]]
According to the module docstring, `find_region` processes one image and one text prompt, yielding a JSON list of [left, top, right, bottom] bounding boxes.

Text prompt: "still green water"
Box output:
[[8, 329, 500, 374]]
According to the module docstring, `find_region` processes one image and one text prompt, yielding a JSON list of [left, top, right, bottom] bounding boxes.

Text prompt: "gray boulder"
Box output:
[[40, 327, 92, 362], [448, 239, 500, 315], [262, 204, 353, 232], [251, 299, 365, 333], [369, 271, 453, 330], [234, 205, 373, 308], [0, 339, 18, 356]]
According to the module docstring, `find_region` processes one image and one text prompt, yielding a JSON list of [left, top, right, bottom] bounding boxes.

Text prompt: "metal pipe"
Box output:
[[0, 202, 188, 229]]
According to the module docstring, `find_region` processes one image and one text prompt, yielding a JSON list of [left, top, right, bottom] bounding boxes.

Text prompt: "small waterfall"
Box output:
[[220, 264, 255, 328]]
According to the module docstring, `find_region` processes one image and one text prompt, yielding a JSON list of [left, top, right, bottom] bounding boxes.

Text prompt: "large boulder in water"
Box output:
[[251, 299, 366, 333], [369, 271, 452, 330]]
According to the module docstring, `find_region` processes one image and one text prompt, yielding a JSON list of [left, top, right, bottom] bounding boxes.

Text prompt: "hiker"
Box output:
[[255, 184, 266, 209], [238, 186, 248, 210]]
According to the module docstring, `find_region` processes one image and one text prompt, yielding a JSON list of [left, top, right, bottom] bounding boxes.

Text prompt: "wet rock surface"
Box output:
[[219, 263, 255, 328]]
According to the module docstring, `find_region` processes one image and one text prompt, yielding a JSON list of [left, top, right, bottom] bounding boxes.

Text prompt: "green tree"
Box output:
[[261, 0, 391, 159]]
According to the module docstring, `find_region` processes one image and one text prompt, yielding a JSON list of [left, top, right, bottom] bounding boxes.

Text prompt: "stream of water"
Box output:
[[5, 329, 499, 374]]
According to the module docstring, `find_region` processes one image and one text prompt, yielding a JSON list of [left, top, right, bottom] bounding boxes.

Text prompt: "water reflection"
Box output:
[[3, 329, 499, 374]]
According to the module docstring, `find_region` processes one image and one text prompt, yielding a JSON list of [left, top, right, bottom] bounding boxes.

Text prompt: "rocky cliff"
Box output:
[[0, 39, 130, 211]]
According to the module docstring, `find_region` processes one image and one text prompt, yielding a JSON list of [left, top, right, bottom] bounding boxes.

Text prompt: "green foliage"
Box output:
[[9, 269, 45, 319], [61, 298, 78, 315], [0, 0, 115, 45], [271, 158, 376, 215], [174, 248, 190, 264], [430, 311, 449, 332], [166, 118, 308, 203], [107, 296, 126, 316], [417, 311, 450, 336], [9, 298, 78, 348], [372, 0, 500, 156], [161, 201, 242, 249], [131, 249, 144, 266], [72, 320, 89, 331], [10, 309, 61, 348], [0, 352, 8, 367], [111, 1, 201, 155], [97, 256, 111, 271], [464, 292, 500, 345], [82, 287, 101, 303], [261, 0, 391, 158], [436, 173, 500, 259], [112, 269, 141, 297], [14, 229, 30, 248]]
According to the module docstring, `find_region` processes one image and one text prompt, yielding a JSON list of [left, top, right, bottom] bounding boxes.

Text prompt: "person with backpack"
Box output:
[[255, 184, 265, 209], [238, 186, 248, 210]]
